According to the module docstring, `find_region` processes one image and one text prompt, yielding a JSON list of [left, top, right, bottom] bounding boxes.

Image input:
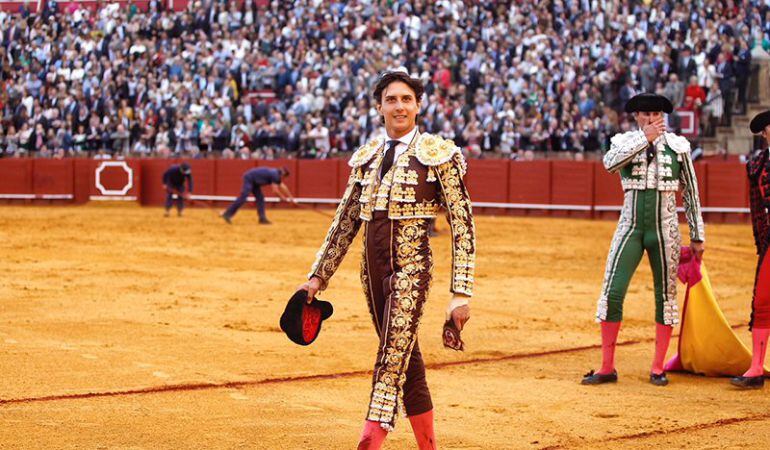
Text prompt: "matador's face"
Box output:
[[377, 81, 421, 139], [762, 125, 770, 143], [634, 111, 664, 129]]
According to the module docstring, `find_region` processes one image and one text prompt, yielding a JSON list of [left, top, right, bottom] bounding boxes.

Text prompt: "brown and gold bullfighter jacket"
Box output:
[[308, 131, 476, 297]]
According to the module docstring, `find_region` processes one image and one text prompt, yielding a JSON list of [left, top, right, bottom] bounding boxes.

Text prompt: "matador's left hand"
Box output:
[[690, 241, 705, 261], [446, 295, 470, 329], [451, 305, 470, 331]]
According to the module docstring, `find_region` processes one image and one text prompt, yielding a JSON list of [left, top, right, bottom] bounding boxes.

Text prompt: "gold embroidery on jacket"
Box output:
[[391, 184, 416, 203], [393, 168, 419, 185], [308, 177, 363, 283], [389, 201, 440, 218], [415, 134, 458, 166], [363, 143, 418, 215], [373, 169, 394, 211], [359, 152, 385, 220], [349, 136, 385, 168], [436, 153, 476, 296]]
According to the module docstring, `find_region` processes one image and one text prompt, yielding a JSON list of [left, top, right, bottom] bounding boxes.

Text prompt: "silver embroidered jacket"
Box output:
[[603, 130, 705, 242], [308, 132, 476, 296]]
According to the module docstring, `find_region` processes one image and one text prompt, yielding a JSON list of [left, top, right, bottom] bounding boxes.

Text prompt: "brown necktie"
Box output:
[[380, 140, 399, 178]]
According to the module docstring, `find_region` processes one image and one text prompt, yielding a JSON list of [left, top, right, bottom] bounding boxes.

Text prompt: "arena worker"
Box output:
[[220, 167, 294, 225], [162, 162, 193, 217]]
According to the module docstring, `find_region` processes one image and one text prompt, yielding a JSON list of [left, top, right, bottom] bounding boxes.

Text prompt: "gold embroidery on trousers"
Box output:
[[367, 219, 430, 431]]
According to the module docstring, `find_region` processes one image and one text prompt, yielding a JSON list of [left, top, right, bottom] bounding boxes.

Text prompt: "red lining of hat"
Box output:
[[302, 305, 322, 343]]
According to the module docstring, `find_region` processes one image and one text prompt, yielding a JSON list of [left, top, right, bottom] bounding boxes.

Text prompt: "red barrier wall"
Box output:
[[505, 161, 550, 217], [551, 161, 594, 218], [73, 159, 92, 204], [704, 162, 751, 223], [186, 159, 216, 197], [465, 160, 509, 203], [0, 159, 33, 196], [32, 159, 73, 196], [705, 163, 747, 208], [296, 160, 339, 199], [0, 158, 752, 223]]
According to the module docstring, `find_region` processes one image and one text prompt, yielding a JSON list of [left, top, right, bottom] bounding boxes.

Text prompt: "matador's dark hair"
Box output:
[[372, 71, 424, 105]]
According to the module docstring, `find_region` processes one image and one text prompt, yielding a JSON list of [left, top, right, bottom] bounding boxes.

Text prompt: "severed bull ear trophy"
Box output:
[[442, 319, 464, 351]]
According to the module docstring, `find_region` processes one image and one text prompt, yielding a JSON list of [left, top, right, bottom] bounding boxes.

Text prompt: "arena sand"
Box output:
[[0, 203, 767, 449]]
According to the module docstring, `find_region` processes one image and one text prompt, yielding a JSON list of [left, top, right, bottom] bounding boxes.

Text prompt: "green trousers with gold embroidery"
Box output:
[[596, 189, 681, 325]]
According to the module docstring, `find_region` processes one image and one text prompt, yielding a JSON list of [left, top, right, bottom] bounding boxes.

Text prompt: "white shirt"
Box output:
[[385, 126, 418, 162]]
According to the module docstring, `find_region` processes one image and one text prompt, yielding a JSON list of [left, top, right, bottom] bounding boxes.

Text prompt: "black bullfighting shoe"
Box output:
[[730, 375, 765, 389], [581, 370, 618, 385], [649, 372, 669, 386]]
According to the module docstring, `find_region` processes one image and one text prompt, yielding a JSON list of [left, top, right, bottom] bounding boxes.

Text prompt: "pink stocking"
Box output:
[[599, 321, 621, 374], [652, 323, 673, 375], [408, 410, 437, 450], [744, 328, 770, 377], [357, 420, 387, 450]]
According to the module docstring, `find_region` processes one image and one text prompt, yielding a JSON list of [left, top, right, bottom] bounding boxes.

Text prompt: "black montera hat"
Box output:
[[625, 93, 674, 114], [280, 289, 334, 346], [750, 110, 770, 134]]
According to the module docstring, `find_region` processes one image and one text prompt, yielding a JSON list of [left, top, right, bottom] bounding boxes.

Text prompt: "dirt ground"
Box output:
[[0, 203, 767, 449]]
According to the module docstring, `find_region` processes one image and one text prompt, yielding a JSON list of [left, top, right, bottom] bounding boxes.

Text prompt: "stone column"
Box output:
[[751, 47, 770, 102]]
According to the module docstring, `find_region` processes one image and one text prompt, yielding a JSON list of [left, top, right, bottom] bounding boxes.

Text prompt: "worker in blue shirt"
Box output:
[[162, 162, 193, 217], [221, 167, 295, 224]]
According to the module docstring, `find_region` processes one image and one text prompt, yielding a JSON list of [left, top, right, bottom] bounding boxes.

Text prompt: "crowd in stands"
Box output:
[[0, 0, 764, 160]]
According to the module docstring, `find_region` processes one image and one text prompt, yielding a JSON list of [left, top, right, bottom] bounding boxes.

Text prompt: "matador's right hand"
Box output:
[[298, 276, 323, 304], [643, 118, 666, 143]]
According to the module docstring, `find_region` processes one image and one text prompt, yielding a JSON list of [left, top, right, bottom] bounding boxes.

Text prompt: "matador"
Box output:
[[300, 71, 475, 449]]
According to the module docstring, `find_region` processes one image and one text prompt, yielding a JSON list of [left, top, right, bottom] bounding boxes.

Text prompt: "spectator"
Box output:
[[664, 74, 685, 109], [703, 83, 724, 137], [462, 118, 483, 158], [716, 51, 736, 125], [677, 47, 697, 83], [307, 119, 330, 157], [4, 125, 19, 156], [684, 76, 707, 111], [480, 122, 500, 154], [735, 39, 752, 115], [0, 1, 762, 159]]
